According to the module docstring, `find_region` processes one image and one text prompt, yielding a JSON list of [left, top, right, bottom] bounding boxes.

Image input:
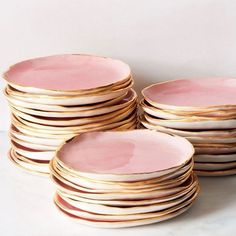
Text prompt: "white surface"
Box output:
[[1, 0, 236, 130], [0, 131, 236, 235]]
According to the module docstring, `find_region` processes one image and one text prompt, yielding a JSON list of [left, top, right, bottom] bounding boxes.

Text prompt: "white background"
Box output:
[[1, 0, 236, 130]]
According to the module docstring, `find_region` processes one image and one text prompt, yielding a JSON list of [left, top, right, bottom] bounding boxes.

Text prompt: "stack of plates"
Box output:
[[50, 130, 199, 228], [4, 54, 137, 175], [140, 78, 236, 176]]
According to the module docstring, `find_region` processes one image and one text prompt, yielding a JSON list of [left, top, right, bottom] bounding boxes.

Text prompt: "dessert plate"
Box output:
[[56, 130, 194, 182], [4, 54, 131, 94], [142, 78, 236, 111]]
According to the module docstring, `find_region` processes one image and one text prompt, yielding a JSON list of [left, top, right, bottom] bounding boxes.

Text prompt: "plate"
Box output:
[[56, 130, 194, 181], [4, 54, 131, 94], [142, 78, 236, 111]]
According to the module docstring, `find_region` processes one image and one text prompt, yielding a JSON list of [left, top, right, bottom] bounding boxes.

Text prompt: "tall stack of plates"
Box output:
[[50, 130, 199, 228], [140, 78, 236, 176], [3, 54, 137, 175]]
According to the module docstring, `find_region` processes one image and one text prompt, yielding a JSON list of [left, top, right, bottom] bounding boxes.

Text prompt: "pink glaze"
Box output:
[[57, 130, 193, 174], [143, 78, 236, 107], [4, 55, 130, 91]]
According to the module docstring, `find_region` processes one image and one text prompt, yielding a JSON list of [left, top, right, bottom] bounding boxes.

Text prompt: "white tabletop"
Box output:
[[0, 131, 236, 236]]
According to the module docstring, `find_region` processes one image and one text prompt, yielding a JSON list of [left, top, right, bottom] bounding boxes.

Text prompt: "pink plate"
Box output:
[[57, 130, 193, 175], [4, 54, 130, 91], [142, 78, 236, 108]]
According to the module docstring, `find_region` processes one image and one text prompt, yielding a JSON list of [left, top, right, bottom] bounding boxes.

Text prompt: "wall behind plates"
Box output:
[[1, 0, 236, 130]]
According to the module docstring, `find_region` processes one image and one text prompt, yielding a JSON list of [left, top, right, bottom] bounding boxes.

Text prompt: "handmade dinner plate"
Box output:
[[10, 134, 56, 151], [11, 140, 54, 161], [53, 161, 193, 191], [144, 113, 236, 130], [140, 119, 236, 138], [55, 185, 199, 221], [160, 107, 236, 118], [194, 154, 236, 163], [51, 173, 197, 200], [194, 161, 236, 171], [52, 167, 192, 193], [10, 103, 135, 127], [195, 168, 236, 176], [4, 88, 129, 112], [53, 196, 197, 228], [140, 99, 236, 121], [4, 54, 131, 94], [56, 186, 197, 215], [12, 106, 136, 132], [8, 149, 49, 175], [142, 78, 236, 111], [194, 143, 236, 155], [6, 82, 133, 106], [57, 182, 197, 207], [11, 112, 137, 136], [10, 89, 137, 118], [50, 158, 194, 193], [10, 125, 65, 146], [55, 130, 194, 182]]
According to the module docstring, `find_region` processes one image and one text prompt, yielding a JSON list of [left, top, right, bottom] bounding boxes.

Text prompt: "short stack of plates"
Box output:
[[50, 130, 199, 228], [3, 54, 137, 175], [140, 78, 236, 176]]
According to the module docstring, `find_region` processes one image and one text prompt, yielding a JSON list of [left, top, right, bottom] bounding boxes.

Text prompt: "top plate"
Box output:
[[4, 54, 131, 91], [56, 130, 193, 177], [142, 78, 236, 110]]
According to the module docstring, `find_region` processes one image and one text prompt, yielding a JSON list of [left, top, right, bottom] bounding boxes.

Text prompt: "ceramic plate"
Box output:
[[8, 149, 49, 175], [4, 54, 131, 93], [10, 89, 137, 118], [194, 153, 236, 163], [56, 185, 198, 215], [140, 118, 236, 138], [56, 130, 194, 181], [195, 168, 236, 176], [4, 88, 129, 112], [142, 78, 236, 111], [194, 161, 236, 171], [51, 172, 197, 200], [144, 113, 236, 130], [6, 82, 133, 106]]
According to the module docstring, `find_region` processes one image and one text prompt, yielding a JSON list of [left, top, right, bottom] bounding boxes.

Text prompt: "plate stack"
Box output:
[[140, 78, 236, 176], [50, 130, 199, 228], [3, 54, 137, 175]]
